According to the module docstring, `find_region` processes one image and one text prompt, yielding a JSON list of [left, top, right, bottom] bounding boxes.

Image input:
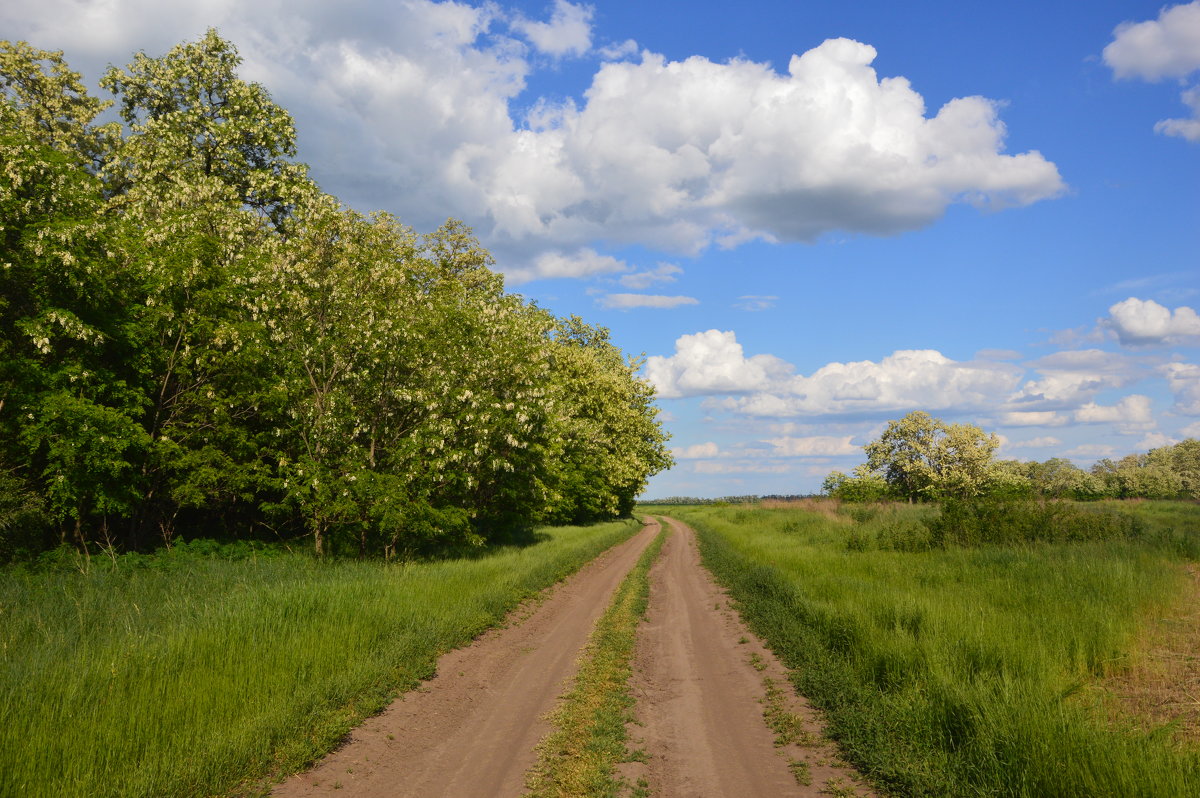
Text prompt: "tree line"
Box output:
[[823, 411, 1200, 502], [0, 31, 672, 560]]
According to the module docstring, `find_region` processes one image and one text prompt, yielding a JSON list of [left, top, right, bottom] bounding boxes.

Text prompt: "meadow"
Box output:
[[650, 500, 1200, 797], [0, 520, 637, 798]]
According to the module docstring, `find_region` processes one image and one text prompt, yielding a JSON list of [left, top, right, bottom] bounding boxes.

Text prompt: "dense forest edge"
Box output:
[[0, 31, 672, 563]]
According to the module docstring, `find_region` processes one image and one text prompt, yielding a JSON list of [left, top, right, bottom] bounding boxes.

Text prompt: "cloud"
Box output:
[[597, 293, 699, 310], [1103, 1, 1200, 80], [1009, 436, 1062, 448], [618, 262, 682, 289], [1162, 362, 1200, 414], [1103, 297, 1200, 345], [694, 460, 792, 475], [0, 5, 1065, 267], [975, 348, 1023, 361], [1104, 2, 1200, 143], [1064, 444, 1117, 460], [734, 295, 779, 311], [505, 248, 627, 283], [1137, 431, 1179, 450], [1156, 85, 1200, 141], [997, 410, 1068, 427], [764, 435, 858, 456], [649, 331, 1023, 417], [671, 442, 720, 459], [1073, 394, 1155, 432], [598, 38, 639, 60], [645, 330, 793, 398], [1013, 349, 1144, 406], [511, 0, 593, 57], [1180, 420, 1200, 437]]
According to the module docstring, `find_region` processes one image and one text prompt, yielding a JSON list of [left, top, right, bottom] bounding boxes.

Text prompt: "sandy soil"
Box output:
[[271, 520, 660, 798], [621, 516, 875, 797]]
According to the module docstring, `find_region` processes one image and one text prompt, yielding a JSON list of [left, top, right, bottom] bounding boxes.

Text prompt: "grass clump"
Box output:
[[525, 525, 667, 797], [0, 520, 638, 798], [668, 502, 1200, 797]]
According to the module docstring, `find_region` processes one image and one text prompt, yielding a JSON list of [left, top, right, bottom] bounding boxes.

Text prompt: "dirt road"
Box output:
[[272, 521, 660, 798], [623, 517, 872, 797], [274, 516, 871, 797]]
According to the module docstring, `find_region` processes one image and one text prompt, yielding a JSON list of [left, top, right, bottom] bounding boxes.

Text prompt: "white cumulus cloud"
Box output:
[[671, 442, 721, 459], [1104, 2, 1200, 142], [648, 331, 1023, 417], [0, 3, 1067, 266], [1103, 297, 1200, 345], [511, 0, 593, 57], [1162, 362, 1200, 414], [644, 330, 793, 399], [1013, 349, 1144, 406], [1104, 1, 1200, 80], [505, 248, 627, 283], [1074, 394, 1156, 432]]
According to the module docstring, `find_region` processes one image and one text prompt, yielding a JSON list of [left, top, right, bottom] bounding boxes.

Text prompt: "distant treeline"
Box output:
[[637, 494, 817, 505], [0, 32, 672, 560], [824, 411, 1200, 503]]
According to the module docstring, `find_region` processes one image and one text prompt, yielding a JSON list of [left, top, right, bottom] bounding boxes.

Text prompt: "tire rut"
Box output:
[[272, 520, 660, 798]]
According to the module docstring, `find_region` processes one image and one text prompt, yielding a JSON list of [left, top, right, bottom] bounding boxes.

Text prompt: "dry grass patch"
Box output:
[[1097, 564, 1200, 745]]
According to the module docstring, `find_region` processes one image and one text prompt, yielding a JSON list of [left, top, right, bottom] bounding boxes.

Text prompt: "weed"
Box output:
[[788, 758, 812, 786], [0, 520, 639, 797], [668, 502, 1200, 797]]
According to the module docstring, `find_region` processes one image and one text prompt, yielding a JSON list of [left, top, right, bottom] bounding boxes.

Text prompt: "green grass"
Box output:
[[0, 520, 638, 797], [668, 502, 1200, 797], [525, 524, 667, 797]]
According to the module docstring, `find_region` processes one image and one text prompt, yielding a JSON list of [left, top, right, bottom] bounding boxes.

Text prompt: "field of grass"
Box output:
[[0, 521, 638, 798], [659, 501, 1200, 797]]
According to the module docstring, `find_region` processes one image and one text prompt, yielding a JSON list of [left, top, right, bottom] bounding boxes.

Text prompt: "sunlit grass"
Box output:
[[0, 520, 637, 797], [670, 502, 1200, 797]]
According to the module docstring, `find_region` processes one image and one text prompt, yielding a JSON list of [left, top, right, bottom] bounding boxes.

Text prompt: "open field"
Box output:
[[653, 501, 1200, 797], [0, 521, 637, 798]]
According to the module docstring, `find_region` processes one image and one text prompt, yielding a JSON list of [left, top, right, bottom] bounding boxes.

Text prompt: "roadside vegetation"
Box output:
[[0, 32, 671, 564], [525, 523, 666, 798], [0, 520, 638, 798], [668, 501, 1200, 797]]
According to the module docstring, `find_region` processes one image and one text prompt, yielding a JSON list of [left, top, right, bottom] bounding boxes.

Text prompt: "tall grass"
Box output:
[[0, 520, 637, 797], [671, 502, 1200, 797]]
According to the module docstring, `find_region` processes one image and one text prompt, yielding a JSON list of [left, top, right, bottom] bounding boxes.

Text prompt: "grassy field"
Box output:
[[0, 521, 638, 798], [651, 501, 1200, 797]]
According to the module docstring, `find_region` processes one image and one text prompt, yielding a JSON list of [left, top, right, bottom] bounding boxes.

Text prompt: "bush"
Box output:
[[924, 497, 1145, 548]]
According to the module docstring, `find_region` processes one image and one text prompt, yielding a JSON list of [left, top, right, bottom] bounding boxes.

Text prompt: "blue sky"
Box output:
[[5, 0, 1199, 497]]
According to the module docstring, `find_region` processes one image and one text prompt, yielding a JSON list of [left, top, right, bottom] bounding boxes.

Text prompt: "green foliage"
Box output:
[[0, 31, 671, 558], [670, 503, 1200, 797], [0, 519, 638, 797], [924, 497, 1147, 548], [863, 411, 1000, 501]]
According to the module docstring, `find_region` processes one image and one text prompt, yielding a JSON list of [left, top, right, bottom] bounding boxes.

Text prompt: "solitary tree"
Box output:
[[862, 411, 1000, 501]]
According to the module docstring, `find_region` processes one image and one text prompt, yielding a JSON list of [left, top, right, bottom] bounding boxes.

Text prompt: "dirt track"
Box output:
[[272, 522, 660, 798], [274, 516, 871, 797], [623, 516, 873, 797]]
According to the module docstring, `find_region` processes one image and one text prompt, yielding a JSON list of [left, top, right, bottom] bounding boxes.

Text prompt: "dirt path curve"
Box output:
[[272, 520, 660, 798], [623, 516, 874, 798]]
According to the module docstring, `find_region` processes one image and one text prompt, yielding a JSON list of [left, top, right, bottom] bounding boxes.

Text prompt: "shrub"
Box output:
[[924, 497, 1144, 548]]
